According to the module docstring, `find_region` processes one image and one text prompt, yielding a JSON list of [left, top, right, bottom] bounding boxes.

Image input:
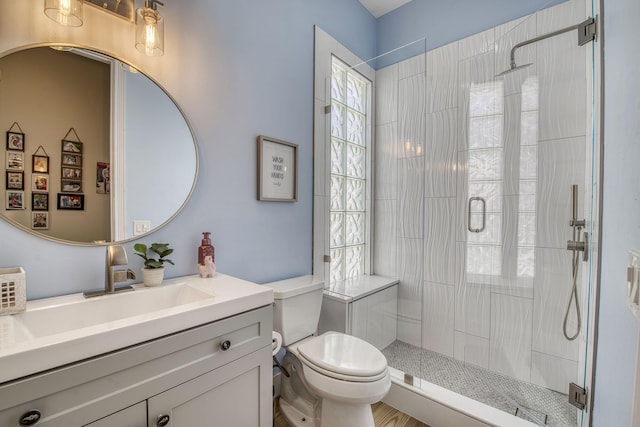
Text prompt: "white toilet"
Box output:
[[265, 276, 391, 427]]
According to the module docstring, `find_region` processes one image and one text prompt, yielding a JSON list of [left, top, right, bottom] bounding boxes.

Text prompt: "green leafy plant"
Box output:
[[133, 243, 174, 269]]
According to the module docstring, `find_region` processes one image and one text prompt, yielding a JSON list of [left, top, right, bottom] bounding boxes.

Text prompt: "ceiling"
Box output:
[[359, 0, 412, 18]]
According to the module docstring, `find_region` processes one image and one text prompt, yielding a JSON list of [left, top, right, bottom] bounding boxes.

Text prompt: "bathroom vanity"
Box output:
[[0, 274, 273, 426]]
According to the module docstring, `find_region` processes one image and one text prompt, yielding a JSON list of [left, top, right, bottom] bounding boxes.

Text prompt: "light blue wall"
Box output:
[[594, 0, 640, 424], [375, 0, 568, 67]]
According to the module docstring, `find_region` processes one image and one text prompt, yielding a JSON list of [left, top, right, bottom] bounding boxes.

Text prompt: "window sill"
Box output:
[[323, 275, 398, 303]]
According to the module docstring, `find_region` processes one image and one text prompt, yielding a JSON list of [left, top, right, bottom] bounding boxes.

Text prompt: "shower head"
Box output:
[[496, 17, 595, 78], [495, 62, 533, 77]]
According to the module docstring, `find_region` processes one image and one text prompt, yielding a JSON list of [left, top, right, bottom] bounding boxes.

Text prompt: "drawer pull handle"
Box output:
[[156, 414, 170, 427], [220, 339, 231, 351], [19, 409, 42, 426]]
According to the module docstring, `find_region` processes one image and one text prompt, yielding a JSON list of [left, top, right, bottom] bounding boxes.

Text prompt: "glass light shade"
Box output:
[[44, 0, 83, 27], [135, 8, 164, 57]]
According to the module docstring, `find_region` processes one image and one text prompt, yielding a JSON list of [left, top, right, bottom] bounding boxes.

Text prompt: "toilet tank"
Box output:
[[263, 275, 324, 346]]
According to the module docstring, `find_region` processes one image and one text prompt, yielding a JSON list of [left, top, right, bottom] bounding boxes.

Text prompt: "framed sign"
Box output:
[[257, 135, 298, 202]]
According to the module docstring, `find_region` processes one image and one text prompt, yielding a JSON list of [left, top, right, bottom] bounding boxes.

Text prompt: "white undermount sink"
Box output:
[[12, 282, 213, 340], [0, 274, 274, 385]]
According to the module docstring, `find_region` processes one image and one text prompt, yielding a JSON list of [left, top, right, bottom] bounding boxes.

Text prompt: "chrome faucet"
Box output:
[[84, 245, 136, 298]]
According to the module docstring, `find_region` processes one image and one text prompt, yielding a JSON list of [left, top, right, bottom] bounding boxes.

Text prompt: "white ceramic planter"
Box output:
[[141, 267, 164, 287]]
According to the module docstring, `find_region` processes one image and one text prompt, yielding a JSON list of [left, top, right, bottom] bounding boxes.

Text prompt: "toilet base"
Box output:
[[320, 399, 375, 427], [279, 398, 319, 427]]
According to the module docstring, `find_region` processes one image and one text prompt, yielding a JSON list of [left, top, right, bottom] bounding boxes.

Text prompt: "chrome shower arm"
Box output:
[[508, 17, 596, 70]]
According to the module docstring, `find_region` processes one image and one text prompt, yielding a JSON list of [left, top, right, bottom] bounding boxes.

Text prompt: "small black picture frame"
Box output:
[[62, 153, 82, 167], [32, 193, 49, 211], [57, 193, 84, 210], [6, 171, 24, 190], [6, 131, 25, 151], [62, 140, 83, 154], [33, 155, 49, 173]]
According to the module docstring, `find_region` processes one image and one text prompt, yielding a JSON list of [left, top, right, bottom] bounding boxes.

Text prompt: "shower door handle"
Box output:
[[468, 197, 486, 233]]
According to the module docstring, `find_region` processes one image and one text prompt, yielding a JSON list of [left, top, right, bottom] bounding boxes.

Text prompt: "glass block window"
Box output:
[[466, 81, 504, 277], [330, 57, 370, 283]]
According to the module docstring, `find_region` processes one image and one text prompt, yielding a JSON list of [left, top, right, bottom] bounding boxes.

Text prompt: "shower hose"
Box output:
[[563, 229, 582, 341]]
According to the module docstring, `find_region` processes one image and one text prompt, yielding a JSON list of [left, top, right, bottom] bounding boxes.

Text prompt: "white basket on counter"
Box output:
[[0, 267, 26, 315]]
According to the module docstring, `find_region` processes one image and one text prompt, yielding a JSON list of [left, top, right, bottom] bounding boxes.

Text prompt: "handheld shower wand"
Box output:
[[564, 185, 588, 341]]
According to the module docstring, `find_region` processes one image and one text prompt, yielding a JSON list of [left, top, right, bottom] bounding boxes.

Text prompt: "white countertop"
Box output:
[[0, 274, 273, 384]]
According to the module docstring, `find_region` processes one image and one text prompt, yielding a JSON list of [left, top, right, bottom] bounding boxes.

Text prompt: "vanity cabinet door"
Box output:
[[147, 346, 272, 427], [83, 401, 146, 427]]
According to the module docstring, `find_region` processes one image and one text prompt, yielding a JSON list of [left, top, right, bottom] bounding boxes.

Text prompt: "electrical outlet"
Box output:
[[133, 220, 151, 236]]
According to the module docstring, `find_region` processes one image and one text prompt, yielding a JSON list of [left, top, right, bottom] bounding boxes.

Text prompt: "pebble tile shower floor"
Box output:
[[382, 341, 576, 426]]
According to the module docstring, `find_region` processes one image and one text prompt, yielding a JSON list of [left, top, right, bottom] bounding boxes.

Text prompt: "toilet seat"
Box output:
[[296, 332, 388, 382]]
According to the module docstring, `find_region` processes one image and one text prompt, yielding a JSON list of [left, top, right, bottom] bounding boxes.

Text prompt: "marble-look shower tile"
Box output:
[[490, 293, 533, 382], [422, 282, 455, 357], [426, 42, 459, 112], [398, 52, 426, 79], [455, 279, 490, 339], [373, 199, 396, 277], [376, 64, 398, 125], [426, 109, 458, 197], [458, 27, 494, 60], [375, 123, 397, 200], [397, 314, 422, 348], [397, 237, 423, 320], [531, 351, 578, 395], [537, 137, 586, 249], [532, 247, 581, 361], [425, 109, 458, 197], [398, 73, 426, 158], [454, 331, 490, 369], [424, 197, 456, 285], [398, 157, 424, 238], [537, 34, 587, 142]]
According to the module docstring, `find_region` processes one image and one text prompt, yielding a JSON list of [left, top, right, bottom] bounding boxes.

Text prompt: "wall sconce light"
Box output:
[[44, 0, 84, 27], [135, 0, 165, 57]]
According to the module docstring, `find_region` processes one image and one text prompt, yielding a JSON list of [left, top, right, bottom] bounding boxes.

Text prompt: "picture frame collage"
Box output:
[[4, 124, 90, 230], [4, 127, 51, 229]]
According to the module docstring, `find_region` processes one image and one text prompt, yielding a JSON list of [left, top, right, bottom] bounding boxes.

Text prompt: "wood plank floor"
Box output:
[[273, 399, 430, 427]]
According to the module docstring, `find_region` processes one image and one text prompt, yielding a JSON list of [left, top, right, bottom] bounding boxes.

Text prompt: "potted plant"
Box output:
[[134, 242, 174, 286]]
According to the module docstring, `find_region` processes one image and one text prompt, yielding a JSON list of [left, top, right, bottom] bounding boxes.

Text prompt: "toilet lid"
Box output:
[[297, 332, 387, 379]]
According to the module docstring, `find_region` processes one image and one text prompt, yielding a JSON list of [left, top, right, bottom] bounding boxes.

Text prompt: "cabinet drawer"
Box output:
[[0, 305, 272, 426]]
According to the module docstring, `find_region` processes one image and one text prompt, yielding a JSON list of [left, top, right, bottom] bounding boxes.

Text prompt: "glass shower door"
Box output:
[[455, 1, 600, 425]]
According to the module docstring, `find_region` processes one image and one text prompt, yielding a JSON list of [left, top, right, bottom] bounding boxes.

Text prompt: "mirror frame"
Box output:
[[0, 43, 199, 246]]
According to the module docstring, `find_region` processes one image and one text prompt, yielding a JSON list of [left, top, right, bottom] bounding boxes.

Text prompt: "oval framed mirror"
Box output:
[[0, 44, 198, 245]]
